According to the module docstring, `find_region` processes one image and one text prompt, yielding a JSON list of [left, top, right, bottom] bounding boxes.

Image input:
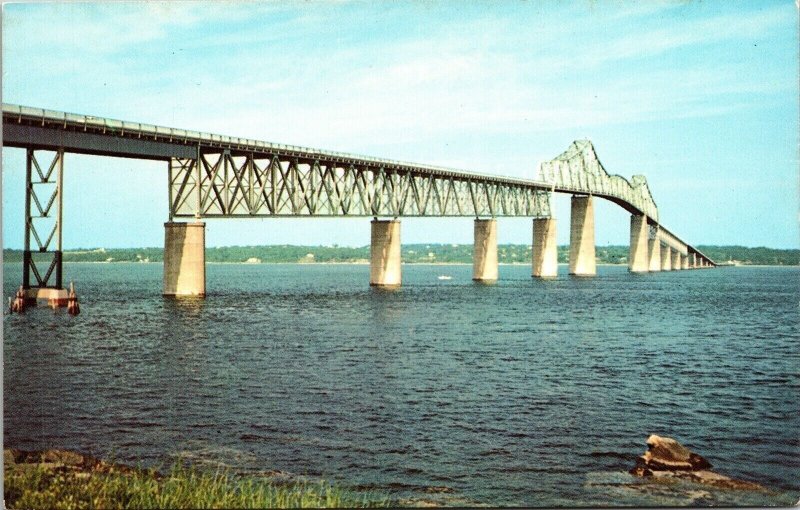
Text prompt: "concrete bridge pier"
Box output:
[[569, 195, 596, 276], [532, 218, 558, 278], [370, 219, 401, 286], [473, 219, 498, 282], [629, 215, 649, 273], [681, 253, 689, 270], [690, 253, 697, 269], [648, 234, 661, 272], [671, 249, 681, 271], [163, 222, 206, 296], [661, 246, 672, 271]]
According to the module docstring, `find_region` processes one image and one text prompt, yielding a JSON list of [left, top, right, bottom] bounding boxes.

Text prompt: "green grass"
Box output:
[[4, 462, 391, 509]]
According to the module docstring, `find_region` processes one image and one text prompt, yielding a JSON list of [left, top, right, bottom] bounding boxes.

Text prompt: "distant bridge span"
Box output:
[[2, 104, 715, 300]]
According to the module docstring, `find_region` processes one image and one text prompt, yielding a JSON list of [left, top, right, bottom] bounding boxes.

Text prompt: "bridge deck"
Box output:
[[2, 103, 714, 265], [2, 104, 550, 190]]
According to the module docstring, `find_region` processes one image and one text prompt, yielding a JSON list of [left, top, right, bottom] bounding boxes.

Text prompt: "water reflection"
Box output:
[[163, 295, 206, 318]]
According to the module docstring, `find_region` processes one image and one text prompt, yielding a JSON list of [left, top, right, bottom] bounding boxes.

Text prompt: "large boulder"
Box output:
[[41, 449, 86, 466], [630, 435, 765, 491], [639, 434, 711, 471]]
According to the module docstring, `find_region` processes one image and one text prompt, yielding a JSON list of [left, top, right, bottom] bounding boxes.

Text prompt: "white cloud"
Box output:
[[584, 5, 788, 65], [6, 1, 791, 145], [3, 3, 795, 161]]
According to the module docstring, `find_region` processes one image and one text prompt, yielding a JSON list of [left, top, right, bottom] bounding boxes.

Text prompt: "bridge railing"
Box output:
[[3, 104, 550, 188]]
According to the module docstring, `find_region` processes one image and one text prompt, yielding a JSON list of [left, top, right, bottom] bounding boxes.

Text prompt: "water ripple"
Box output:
[[4, 263, 799, 506]]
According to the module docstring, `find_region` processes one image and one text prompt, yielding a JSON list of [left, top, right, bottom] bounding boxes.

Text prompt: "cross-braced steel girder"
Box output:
[[169, 150, 552, 219], [648, 224, 659, 240], [22, 149, 64, 290]]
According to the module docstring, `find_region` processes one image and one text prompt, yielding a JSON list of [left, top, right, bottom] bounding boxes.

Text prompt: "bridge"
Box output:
[[2, 104, 715, 302]]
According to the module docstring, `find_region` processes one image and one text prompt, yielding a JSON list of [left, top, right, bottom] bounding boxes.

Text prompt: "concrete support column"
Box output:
[[473, 219, 498, 282], [569, 195, 596, 276], [370, 219, 401, 286], [629, 215, 649, 273], [681, 253, 689, 270], [690, 252, 697, 269], [163, 222, 206, 296], [648, 236, 661, 272], [661, 246, 672, 271], [532, 218, 558, 278], [671, 249, 681, 270]]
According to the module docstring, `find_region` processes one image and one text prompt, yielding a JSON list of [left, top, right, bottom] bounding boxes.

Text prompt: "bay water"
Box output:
[[4, 263, 799, 506]]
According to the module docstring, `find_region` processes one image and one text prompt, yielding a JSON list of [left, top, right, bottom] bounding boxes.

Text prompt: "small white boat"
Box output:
[[437, 275, 452, 280]]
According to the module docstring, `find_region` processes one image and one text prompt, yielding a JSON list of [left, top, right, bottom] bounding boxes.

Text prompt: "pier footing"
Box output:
[[671, 249, 681, 271], [370, 219, 401, 287], [629, 215, 649, 273], [163, 222, 206, 296], [473, 219, 498, 282], [9, 284, 79, 314], [648, 236, 661, 272], [661, 247, 672, 271], [532, 218, 558, 278], [23, 288, 68, 307], [569, 195, 596, 276]]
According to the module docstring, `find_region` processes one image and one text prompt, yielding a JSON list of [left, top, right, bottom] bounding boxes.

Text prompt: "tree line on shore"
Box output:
[[3, 244, 797, 265]]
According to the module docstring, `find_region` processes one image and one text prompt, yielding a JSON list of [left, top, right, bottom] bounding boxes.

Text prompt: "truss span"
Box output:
[[539, 140, 658, 221], [170, 151, 551, 218]]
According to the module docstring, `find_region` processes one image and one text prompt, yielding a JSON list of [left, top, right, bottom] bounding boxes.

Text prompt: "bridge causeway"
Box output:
[[2, 104, 715, 302]]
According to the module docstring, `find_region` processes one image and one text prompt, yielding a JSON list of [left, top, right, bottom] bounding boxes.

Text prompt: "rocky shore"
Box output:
[[4, 440, 785, 508], [5, 447, 141, 476], [4, 448, 388, 509]]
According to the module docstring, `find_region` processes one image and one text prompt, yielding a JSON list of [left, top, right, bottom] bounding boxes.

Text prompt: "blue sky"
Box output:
[[2, 1, 797, 249]]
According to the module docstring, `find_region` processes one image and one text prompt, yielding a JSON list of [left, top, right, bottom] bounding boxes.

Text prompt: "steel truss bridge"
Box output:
[[2, 104, 715, 293]]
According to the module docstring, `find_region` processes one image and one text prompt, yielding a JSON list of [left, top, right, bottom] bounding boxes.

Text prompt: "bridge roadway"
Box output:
[[2, 104, 715, 299]]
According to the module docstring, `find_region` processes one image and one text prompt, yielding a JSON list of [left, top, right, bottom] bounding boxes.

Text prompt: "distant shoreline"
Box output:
[[5, 245, 797, 266], [2, 261, 796, 268]]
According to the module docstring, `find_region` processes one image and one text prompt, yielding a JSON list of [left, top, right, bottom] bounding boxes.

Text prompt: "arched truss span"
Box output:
[[538, 140, 658, 222]]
